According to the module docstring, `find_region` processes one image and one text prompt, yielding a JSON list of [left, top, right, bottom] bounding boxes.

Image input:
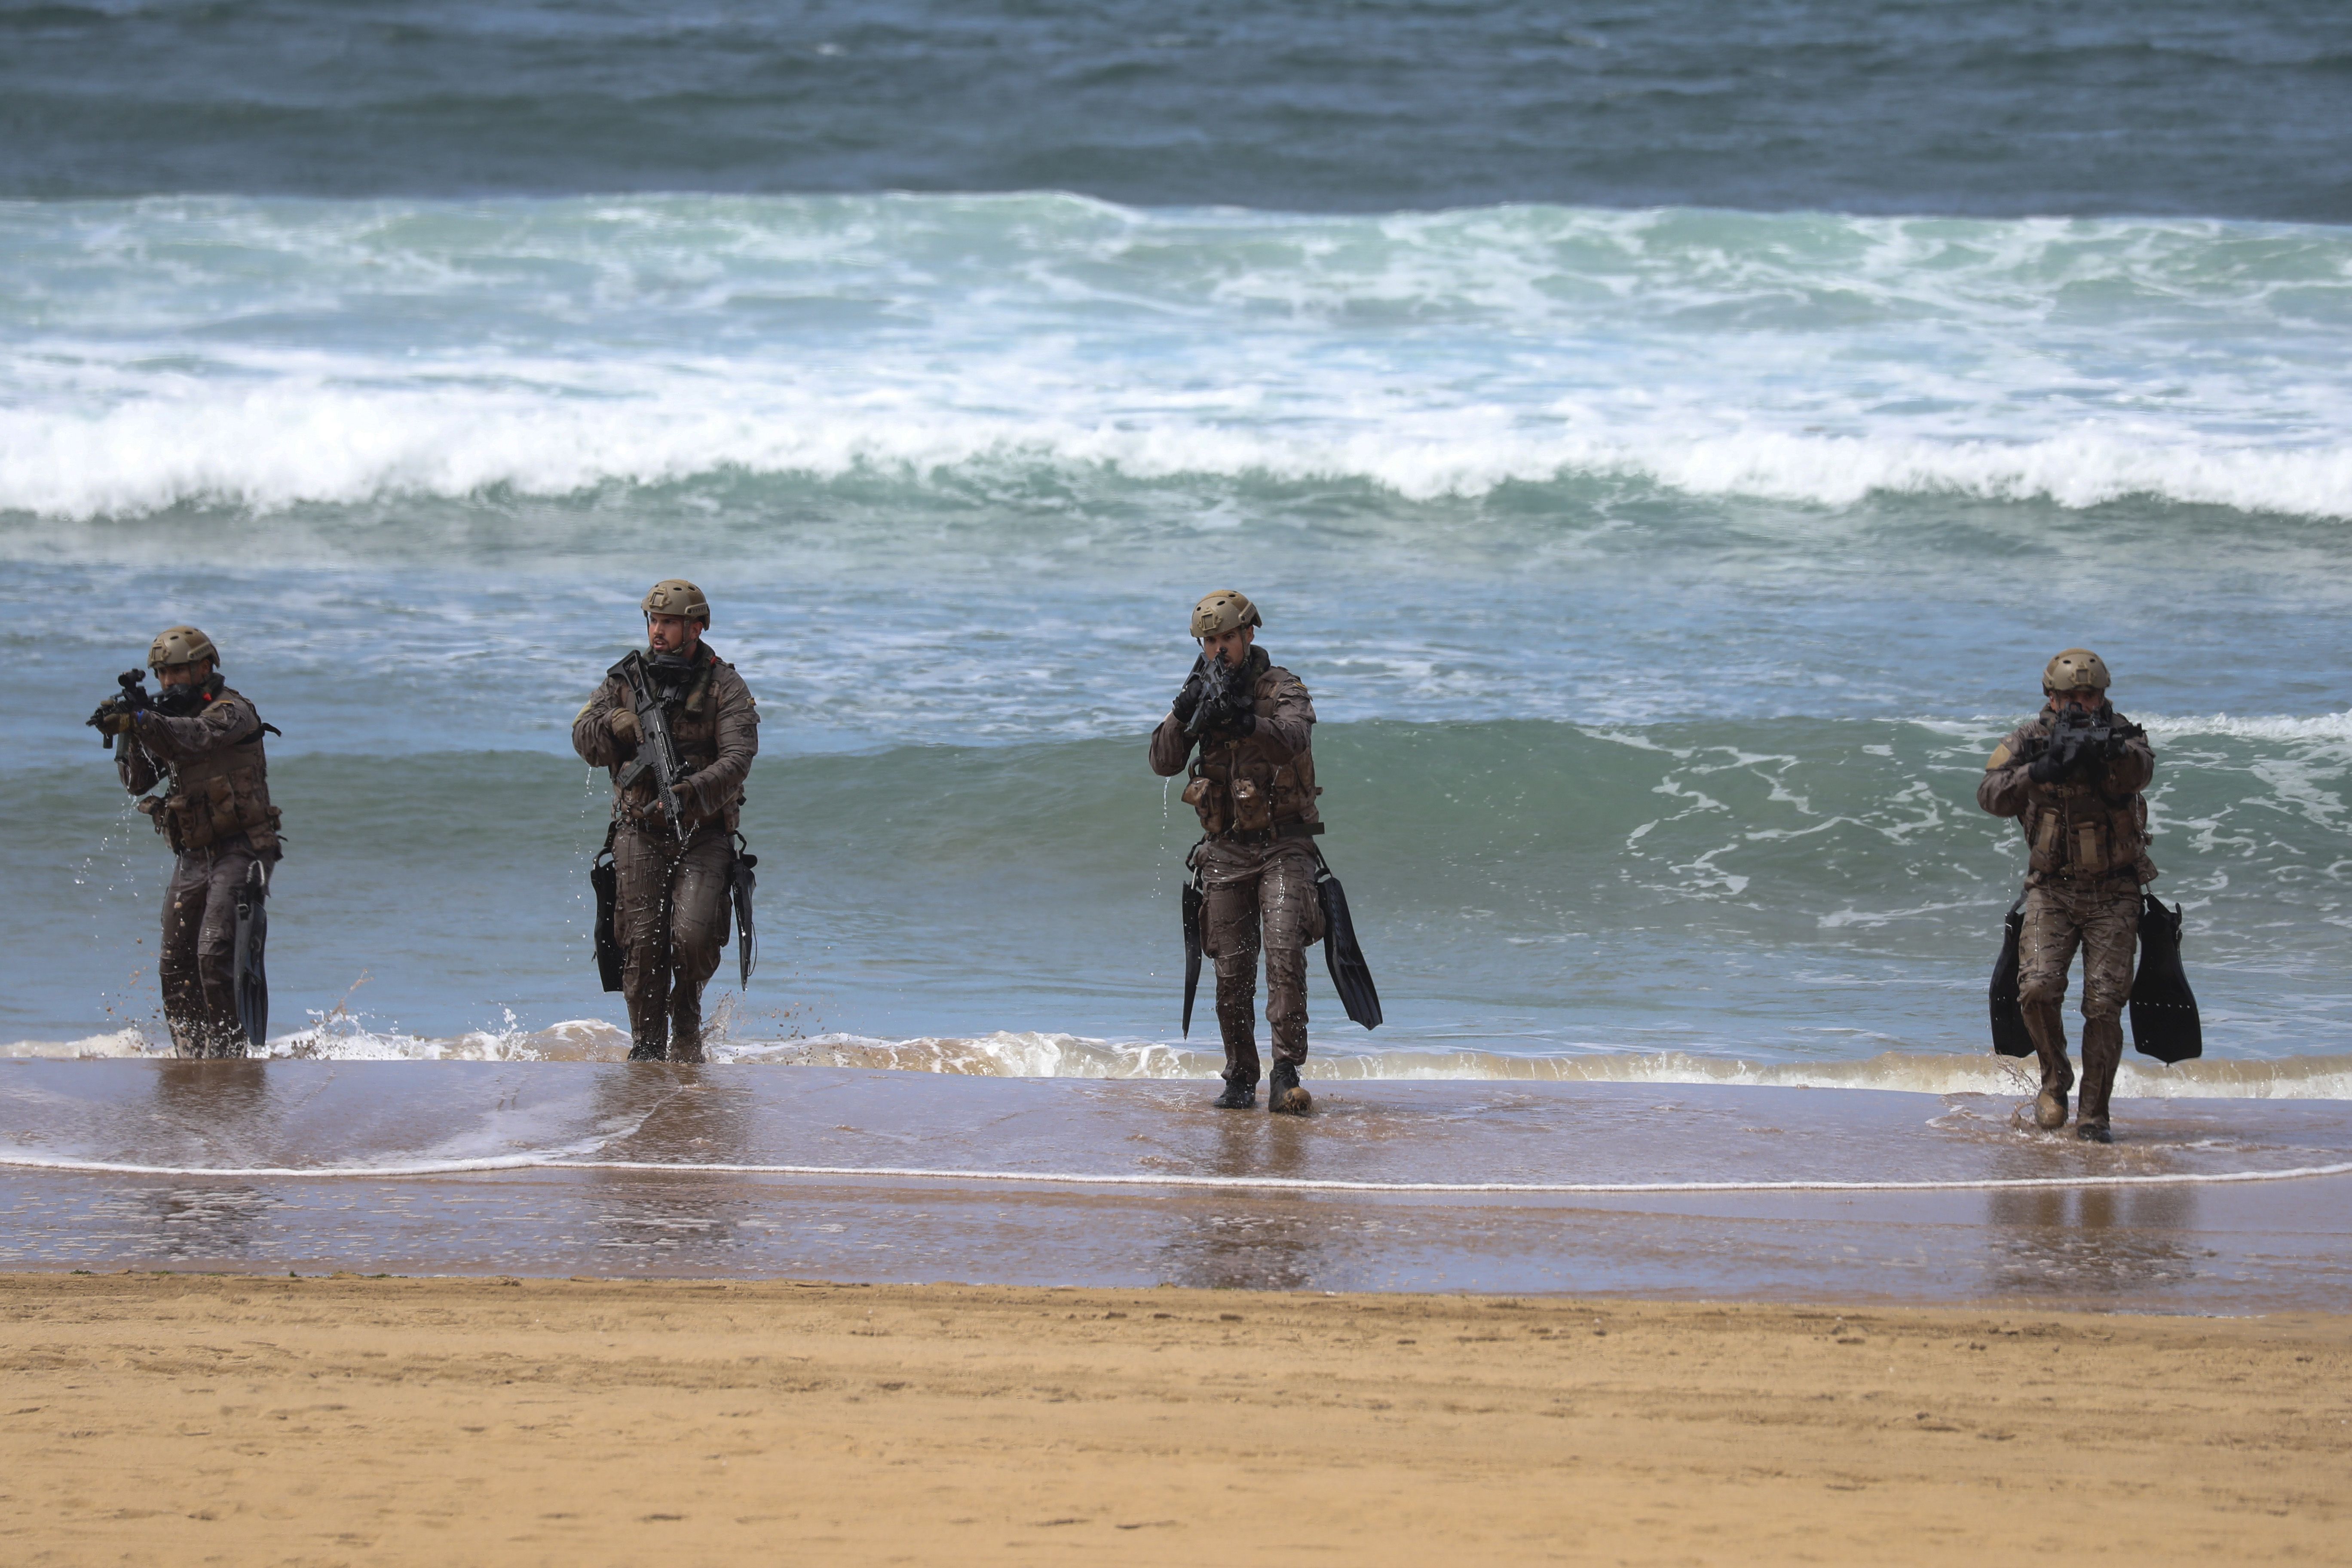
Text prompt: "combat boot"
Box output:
[[1268, 1063, 1312, 1117], [668, 994, 707, 1063], [1213, 1076, 1256, 1110], [2075, 1015, 2124, 1143], [627, 1037, 666, 1061], [2021, 1000, 2072, 1130]]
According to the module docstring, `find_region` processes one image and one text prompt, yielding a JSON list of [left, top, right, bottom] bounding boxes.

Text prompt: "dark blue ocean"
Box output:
[[6, 0, 2350, 220]]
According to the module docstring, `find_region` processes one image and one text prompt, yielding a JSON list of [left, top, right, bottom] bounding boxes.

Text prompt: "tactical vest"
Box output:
[[1182, 660, 1322, 839], [615, 649, 738, 834], [2015, 715, 2151, 882], [145, 683, 282, 856]]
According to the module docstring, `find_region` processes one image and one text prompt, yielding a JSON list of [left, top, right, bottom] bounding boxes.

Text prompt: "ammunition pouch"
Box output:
[[1183, 755, 1321, 842], [1230, 774, 1272, 833], [1182, 775, 1230, 837], [159, 761, 281, 856]]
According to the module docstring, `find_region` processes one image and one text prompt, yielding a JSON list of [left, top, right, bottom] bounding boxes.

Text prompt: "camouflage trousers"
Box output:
[[159, 836, 270, 1059], [1197, 836, 1326, 1086], [613, 824, 733, 1062], [2018, 877, 2142, 1022], [2017, 876, 2143, 1126]]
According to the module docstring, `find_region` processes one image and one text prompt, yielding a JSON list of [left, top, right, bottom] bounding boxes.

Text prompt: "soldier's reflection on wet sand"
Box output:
[[1156, 1106, 1327, 1289], [135, 1060, 279, 1260], [585, 1062, 755, 1265], [150, 1056, 274, 1133], [1987, 1184, 2202, 1296]]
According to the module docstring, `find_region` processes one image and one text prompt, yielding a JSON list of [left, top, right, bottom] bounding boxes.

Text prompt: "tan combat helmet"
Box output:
[[642, 579, 711, 626], [147, 625, 219, 671], [1190, 589, 1262, 638], [2043, 648, 2112, 693]]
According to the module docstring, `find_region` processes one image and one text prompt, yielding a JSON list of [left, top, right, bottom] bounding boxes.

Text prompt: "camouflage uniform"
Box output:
[[118, 677, 283, 1058], [573, 643, 759, 1061], [1149, 647, 1326, 1089], [1977, 703, 2157, 1131]]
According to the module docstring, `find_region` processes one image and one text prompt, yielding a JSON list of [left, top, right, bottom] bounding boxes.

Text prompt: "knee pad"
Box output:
[[2016, 975, 2067, 1009]]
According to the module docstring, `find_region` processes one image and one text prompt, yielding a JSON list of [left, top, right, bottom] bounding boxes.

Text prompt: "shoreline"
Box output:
[[7, 1065, 2351, 1307], [2, 1273, 2344, 1563]]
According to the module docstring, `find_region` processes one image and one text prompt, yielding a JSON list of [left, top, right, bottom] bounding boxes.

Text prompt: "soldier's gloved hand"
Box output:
[[93, 706, 135, 737], [1171, 660, 1207, 724], [607, 707, 642, 749], [1202, 689, 1256, 737], [2032, 729, 2089, 790]]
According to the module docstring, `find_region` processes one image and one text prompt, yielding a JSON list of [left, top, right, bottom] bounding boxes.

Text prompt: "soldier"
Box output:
[[90, 626, 284, 1058], [1149, 590, 1325, 1115], [1977, 649, 2157, 1142], [573, 580, 760, 1062]]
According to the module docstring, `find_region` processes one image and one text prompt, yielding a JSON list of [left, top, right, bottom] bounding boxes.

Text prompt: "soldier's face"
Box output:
[[1200, 625, 1254, 668], [156, 659, 211, 689], [2054, 686, 2103, 712], [647, 615, 703, 655]]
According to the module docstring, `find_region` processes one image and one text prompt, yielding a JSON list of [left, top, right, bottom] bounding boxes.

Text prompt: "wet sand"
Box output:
[[9, 1063, 2352, 1306], [1, 1273, 2345, 1565]]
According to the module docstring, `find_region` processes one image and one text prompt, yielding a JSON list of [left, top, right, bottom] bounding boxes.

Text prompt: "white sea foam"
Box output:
[[5, 383, 2349, 520], [3, 195, 2350, 521], [0, 1145, 2344, 1194], [15, 1027, 2346, 1099], [751, 1035, 2352, 1101], [2140, 711, 2352, 744], [0, 1017, 631, 1063], [0, 1027, 159, 1060], [262, 1013, 625, 1062]]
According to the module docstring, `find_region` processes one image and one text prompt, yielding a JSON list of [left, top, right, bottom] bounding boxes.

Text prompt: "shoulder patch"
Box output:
[[1987, 744, 2012, 771]]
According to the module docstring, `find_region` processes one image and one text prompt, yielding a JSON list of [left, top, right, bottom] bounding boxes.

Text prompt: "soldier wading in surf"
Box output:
[[573, 580, 760, 1062], [1150, 590, 1328, 1115], [1977, 649, 2157, 1142], [89, 626, 284, 1058]]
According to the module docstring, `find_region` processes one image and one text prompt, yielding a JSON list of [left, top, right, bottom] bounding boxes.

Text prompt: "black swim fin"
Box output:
[[233, 860, 270, 1050], [2129, 894, 2202, 1063], [732, 834, 760, 989], [590, 826, 625, 993], [1314, 852, 1382, 1031], [1988, 896, 2033, 1058], [1180, 865, 1205, 1037]]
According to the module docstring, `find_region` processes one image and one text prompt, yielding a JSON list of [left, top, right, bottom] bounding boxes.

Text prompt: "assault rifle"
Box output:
[[2035, 706, 2133, 781], [85, 670, 150, 750], [1181, 652, 1249, 741], [2051, 706, 2123, 764], [609, 651, 692, 845]]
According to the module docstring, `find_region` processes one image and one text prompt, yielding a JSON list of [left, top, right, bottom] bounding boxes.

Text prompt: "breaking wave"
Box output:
[[4, 195, 2351, 522], [9, 392, 2351, 522]]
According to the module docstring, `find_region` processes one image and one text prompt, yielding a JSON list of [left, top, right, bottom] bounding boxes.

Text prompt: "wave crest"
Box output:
[[5, 196, 2350, 522]]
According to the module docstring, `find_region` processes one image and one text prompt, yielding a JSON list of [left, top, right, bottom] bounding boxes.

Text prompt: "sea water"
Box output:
[[2, 0, 2349, 1297]]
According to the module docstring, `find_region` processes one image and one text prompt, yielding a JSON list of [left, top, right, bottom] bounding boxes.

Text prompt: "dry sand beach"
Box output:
[[2, 1272, 2345, 1565]]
